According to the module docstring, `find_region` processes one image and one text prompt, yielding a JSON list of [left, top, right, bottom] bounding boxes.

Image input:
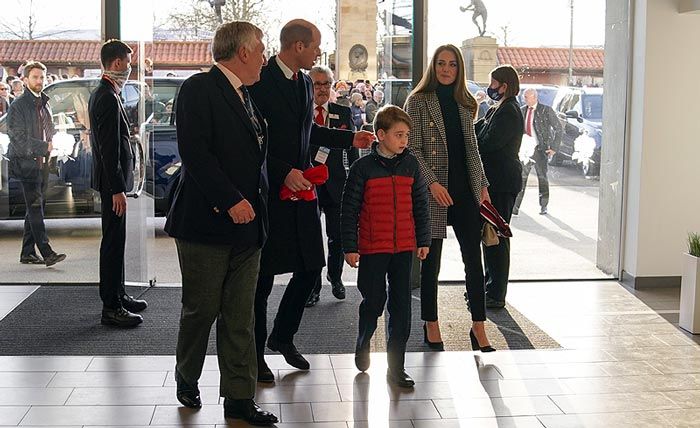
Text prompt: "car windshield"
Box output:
[[581, 94, 603, 120]]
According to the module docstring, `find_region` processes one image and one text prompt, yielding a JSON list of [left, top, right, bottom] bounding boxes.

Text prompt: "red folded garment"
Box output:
[[279, 164, 329, 201], [480, 200, 513, 238]]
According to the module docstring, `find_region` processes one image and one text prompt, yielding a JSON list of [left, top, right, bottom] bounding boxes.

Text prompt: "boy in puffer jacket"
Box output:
[[341, 105, 431, 387]]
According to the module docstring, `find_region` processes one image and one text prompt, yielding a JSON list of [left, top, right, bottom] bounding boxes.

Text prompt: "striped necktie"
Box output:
[[240, 86, 263, 147]]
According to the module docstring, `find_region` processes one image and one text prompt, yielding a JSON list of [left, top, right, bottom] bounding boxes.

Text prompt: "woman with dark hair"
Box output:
[[404, 44, 494, 353], [475, 65, 524, 309]]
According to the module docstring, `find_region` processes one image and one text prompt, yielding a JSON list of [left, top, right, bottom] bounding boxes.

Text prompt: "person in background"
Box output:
[[350, 92, 365, 131], [475, 90, 489, 119], [404, 44, 494, 353], [0, 82, 11, 116], [513, 88, 562, 216], [341, 105, 431, 387], [6, 61, 66, 267], [10, 79, 24, 99], [364, 89, 384, 126], [475, 65, 524, 309]]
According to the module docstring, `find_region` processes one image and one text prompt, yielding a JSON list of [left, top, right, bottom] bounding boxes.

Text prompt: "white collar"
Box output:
[[215, 63, 244, 91], [29, 89, 42, 98], [314, 101, 329, 111], [275, 56, 296, 80]]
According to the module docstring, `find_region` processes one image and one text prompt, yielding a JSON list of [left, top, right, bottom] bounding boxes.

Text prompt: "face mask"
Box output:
[[104, 66, 131, 91], [487, 85, 503, 101]]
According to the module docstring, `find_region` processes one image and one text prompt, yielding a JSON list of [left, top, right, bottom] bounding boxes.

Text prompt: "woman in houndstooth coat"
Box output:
[[404, 44, 494, 353]]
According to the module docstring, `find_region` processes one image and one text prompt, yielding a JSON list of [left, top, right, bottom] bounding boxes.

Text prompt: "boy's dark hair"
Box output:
[[100, 39, 133, 68], [373, 105, 412, 133], [22, 61, 46, 77]]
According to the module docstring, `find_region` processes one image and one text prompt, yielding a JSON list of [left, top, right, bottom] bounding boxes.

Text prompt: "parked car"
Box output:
[[551, 87, 603, 176], [517, 84, 561, 107], [0, 76, 185, 219]]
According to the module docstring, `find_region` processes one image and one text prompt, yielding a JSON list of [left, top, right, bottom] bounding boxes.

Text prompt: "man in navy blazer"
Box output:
[[165, 22, 277, 426], [248, 19, 374, 382]]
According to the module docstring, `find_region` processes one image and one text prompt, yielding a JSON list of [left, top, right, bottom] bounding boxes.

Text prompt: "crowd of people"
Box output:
[[3, 15, 563, 426]]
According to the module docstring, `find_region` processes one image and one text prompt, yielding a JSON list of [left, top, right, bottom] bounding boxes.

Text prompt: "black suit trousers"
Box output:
[[483, 191, 516, 303], [255, 269, 321, 358], [312, 192, 344, 295], [19, 168, 52, 258], [99, 191, 126, 309], [514, 150, 549, 210]]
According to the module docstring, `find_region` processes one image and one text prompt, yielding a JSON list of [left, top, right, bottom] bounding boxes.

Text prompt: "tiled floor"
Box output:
[[1, 280, 700, 427]]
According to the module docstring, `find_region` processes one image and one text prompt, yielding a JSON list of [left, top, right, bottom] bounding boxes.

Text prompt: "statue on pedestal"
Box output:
[[460, 0, 488, 37]]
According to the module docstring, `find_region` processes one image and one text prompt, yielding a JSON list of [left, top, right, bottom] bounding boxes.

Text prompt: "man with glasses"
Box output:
[[305, 65, 357, 307], [0, 82, 10, 116]]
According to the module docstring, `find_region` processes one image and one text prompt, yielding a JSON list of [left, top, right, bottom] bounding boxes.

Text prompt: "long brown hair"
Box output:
[[410, 44, 477, 114]]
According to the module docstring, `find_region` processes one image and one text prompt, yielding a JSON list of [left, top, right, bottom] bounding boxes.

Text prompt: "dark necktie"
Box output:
[[240, 86, 263, 147]]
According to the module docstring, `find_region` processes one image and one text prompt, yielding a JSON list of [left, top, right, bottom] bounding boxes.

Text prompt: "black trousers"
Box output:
[[19, 173, 52, 258], [356, 251, 412, 371], [312, 196, 344, 294], [99, 191, 127, 309], [514, 150, 549, 210], [483, 191, 516, 303], [421, 199, 486, 322], [254, 269, 321, 358]]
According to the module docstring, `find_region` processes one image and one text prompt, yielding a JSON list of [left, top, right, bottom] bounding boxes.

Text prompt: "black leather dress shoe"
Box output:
[[355, 347, 370, 372], [304, 292, 320, 308], [331, 280, 346, 300], [257, 359, 275, 383], [386, 369, 415, 388], [20, 254, 44, 264], [44, 252, 66, 267], [121, 294, 148, 313], [175, 370, 201, 408], [101, 307, 143, 328], [224, 398, 278, 425], [267, 337, 309, 370]]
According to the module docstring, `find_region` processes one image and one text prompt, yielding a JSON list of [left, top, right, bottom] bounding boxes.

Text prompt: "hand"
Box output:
[[345, 253, 360, 268], [112, 192, 127, 217], [480, 187, 491, 205], [284, 169, 312, 192], [545, 149, 556, 156], [227, 199, 255, 224], [429, 182, 453, 207], [352, 130, 374, 149], [417, 247, 429, 260]]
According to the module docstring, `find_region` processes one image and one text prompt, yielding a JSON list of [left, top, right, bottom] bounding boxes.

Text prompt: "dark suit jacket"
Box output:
[[89, 78, 134, 194], [475, 97, 524, 194], [521, 103, 563, 152], [164, 66, 269, 249], [311, 102, 357, 205], [6, 91, 54, 181], [248, 55, 354, 275]]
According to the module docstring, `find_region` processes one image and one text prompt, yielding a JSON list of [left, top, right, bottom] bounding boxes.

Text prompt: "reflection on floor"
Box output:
[[1, 280, 699, 427]]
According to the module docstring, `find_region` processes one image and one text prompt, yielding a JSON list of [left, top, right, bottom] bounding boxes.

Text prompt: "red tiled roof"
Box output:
[[0, 40, 212, 67], [497, 47, 604, 71]]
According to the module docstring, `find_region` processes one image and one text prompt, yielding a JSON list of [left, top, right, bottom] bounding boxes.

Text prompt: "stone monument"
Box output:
[[336, 0, 378, 81], [461, 36, 498, 85]]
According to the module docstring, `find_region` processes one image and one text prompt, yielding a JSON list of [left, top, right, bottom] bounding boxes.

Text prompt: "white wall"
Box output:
[[623, 0, 700, 279]]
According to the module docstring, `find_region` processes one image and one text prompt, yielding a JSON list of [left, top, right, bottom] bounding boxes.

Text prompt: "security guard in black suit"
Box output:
[[305, 65, 358, 307]]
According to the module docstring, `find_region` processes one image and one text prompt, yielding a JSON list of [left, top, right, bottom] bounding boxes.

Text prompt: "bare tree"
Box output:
[[0, 0, 71, 39], [165, 0, 271, 41], [499, 25, 510, 47]]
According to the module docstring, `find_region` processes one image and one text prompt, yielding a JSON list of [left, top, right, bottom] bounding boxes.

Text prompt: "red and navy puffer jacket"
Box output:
[[341, 144, 431, 255]]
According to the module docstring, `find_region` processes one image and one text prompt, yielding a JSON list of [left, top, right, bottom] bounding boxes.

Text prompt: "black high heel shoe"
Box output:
[[423, 323, 445, 351], [470, 329, 496, 353]]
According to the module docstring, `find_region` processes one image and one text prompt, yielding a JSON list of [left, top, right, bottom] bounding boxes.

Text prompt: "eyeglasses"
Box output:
[[0, 88, 7, 91], [313, 81, 332, 89]]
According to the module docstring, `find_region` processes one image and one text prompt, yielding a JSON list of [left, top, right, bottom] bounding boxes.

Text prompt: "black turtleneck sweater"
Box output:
[[435, 84, 470, 204]]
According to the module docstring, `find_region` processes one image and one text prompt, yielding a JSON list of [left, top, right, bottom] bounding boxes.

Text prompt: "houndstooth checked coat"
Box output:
[[405, 91, 489, 239]]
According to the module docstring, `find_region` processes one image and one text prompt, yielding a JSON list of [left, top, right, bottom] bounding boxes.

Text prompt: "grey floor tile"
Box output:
[[432, 396, 561, 418], [48, 371, 167, 387], [649, 409, 700, 428], [214, 424, 346, 428], [662, 390, 700, 409], [495, 363, 609, 380], [86, 355, 176, 371], [549, 392, 680, 414], [311, 400, 440, 422], [0, 372, 56, 388], [280, 402, 313, 423], [83, 426, 214, 428], [0, 356, 92, 372], [412, 417, 545, 428], [151, 403, 280, 425], [348, 421, 414, 428], [0, 406, 29, 425], [0, 285, 39, 293], [648, 358, 700, 375], [255, 384, 341, 403], [537, 411, 665, 428], [277, 369, 338, 385], [0, 387, 72, 405], [65, 386, 220, 405], [338, 381, 489, 402], [19, 405, 155, 426]]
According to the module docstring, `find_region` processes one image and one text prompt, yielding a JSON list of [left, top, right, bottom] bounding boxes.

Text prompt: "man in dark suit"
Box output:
[[248, 19, 374, 382], [305, 64, 358, 307], [164, 22, 277, 425], [89, 40, 145, 328], [7, 61, 66, 267], [514, 88, 563, 215]]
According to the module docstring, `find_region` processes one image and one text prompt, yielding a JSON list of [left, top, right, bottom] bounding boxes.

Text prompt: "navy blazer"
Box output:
[[165, 66, 269, 248]]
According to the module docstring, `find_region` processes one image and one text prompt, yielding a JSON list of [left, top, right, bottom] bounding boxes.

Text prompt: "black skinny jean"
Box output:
[[420, 199, 486, 322]]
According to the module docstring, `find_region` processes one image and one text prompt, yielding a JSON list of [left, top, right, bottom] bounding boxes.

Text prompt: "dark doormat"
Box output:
[[0, 285, 558, 355]]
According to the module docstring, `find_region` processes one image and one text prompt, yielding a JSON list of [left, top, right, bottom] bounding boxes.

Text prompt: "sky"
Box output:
[[0, 0, 606, 53]]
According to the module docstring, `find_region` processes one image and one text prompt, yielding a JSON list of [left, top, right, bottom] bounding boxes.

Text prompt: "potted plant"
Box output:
[[679, 232, 700, 334]]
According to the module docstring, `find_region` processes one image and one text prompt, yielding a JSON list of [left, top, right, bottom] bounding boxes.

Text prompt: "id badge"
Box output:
[[314, 147, 330, 164]]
